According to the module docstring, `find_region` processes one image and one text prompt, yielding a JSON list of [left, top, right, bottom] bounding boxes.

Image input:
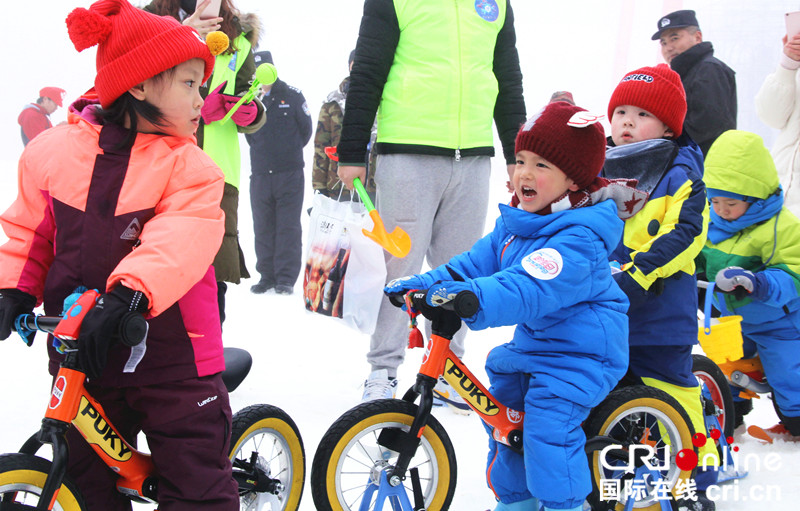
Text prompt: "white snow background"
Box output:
[[2, 1, 800, 509]]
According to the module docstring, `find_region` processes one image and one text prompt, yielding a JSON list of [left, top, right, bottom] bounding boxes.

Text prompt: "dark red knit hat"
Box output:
[[514, 102, 606, 189], [66, 0, 215, 108], [607, 64, 686, 137]]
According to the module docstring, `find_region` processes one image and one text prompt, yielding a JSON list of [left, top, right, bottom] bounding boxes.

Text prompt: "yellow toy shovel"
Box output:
[[324, 147, 411, 258]]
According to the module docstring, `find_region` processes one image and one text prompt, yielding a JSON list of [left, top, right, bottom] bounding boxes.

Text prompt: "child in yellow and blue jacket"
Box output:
[[601, 64, 718, 508]]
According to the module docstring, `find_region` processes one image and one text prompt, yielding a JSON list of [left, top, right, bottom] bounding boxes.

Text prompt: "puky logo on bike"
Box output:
[[443, 359, 499, 415], [49, 375, 67, 409], [74, 397, 132, 461]]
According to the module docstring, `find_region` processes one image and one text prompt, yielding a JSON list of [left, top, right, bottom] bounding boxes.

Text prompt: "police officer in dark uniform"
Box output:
[[245, 51, 313, 295]]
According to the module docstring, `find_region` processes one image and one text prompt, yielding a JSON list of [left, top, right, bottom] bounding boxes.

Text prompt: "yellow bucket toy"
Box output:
[[697, 282, 744, 365]]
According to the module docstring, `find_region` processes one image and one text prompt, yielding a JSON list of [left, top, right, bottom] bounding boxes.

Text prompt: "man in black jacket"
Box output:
[[245, 51, 313, 295], [653, 9, 737, 156]]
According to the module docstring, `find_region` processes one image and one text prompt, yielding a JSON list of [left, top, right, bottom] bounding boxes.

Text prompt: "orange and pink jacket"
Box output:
[[0, 98, 226, 386]]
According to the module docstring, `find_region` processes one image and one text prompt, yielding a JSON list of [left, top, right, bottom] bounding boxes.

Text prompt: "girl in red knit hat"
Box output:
[[603, 64, 717, 511], [0, 0, 238, 509], [385, 101, 647, 511]]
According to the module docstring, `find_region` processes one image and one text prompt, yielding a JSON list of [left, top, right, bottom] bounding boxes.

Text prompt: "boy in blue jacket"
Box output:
[[386, 102, 646, 511], [602, 64, 717, 509]]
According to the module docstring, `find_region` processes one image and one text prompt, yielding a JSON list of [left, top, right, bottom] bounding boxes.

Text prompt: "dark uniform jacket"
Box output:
[[671, 41, 737, 156], [246, 79, 313, 173]]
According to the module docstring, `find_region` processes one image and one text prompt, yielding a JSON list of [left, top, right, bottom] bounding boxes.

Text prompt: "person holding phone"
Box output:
[[144, 0, 266, 325], [755, 19, 800, 218]]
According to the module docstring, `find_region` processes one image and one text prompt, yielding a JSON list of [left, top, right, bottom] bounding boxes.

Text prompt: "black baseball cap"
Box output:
[[255, 51, 273, 66], [651, 10, 700, 40]]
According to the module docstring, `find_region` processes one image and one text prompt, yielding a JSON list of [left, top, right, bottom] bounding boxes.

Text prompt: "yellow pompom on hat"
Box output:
[[205, 31, 229, 57]]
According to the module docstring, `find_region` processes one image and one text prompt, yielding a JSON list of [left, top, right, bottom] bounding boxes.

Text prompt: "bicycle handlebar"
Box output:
[[15, 312, 148, 348], [387, 289, 479, 318]]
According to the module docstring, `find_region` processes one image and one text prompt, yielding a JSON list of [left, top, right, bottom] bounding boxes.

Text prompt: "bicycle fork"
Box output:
[[18, 362, 158, 509]]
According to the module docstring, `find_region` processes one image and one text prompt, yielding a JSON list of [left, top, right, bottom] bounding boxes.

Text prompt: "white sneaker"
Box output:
[[433, 376, 471, 415], [361, 369, 398, 402]]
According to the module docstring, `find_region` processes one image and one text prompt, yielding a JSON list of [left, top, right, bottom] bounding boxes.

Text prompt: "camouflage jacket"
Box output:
[[312, 77, 376, 201]]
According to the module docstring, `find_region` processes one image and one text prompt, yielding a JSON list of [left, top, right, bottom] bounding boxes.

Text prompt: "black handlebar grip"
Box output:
[[19, 315, 61, 333], [451, 290, 479, 318], [118, 312, 149, 347], [388, 292, 406, 308]]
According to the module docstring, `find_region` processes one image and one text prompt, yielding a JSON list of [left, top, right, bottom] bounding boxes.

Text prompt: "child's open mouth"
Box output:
[[521, 186, 537, 199]]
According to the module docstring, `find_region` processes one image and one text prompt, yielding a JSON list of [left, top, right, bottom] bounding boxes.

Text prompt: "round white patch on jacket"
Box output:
[[521, 248, 563, 280]]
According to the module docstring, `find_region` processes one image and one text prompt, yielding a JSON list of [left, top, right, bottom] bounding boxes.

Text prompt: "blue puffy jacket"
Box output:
[[426, 199, 630, 405]]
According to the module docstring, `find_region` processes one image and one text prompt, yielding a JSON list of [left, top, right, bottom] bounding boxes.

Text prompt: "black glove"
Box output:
[[78, 286, 149, 379], [0, 289, 36, 341]]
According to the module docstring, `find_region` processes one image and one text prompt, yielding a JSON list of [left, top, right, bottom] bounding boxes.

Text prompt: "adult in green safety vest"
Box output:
[[144, 0, 266, 324], [336, 0, 526, 410]]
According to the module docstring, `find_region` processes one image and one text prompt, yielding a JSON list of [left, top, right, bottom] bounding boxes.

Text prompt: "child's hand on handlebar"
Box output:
[[78, 286, 149, 379], [384, 274, 433, 297], [715, 267, 767, 301], [426, 281, 472, 308], [0, 288, 36, 341]]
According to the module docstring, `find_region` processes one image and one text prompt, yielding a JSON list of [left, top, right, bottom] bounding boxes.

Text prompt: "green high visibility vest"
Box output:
[[203, 34, 252, 188], [378, 0, 506, 150]]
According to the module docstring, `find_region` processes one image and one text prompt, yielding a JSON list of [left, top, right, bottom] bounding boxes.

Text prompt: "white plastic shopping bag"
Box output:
[[302, 193, 386, 334]]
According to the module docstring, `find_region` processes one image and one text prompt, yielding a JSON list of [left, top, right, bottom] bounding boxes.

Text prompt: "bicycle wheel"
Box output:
[[0, 453, 86, 511], [584, 386, 695, 511], [310, 399, 456, 511], [230, 404, 305, 511], [692, 354, 735, 438]]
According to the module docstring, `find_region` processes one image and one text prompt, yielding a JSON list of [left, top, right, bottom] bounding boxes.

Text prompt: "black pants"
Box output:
[[249, 171, 304, 287]]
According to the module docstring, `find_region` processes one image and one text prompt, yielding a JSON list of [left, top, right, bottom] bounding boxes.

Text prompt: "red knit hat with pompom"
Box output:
[[515, 102, 607, 189], [607, 64, 687, 137], [66, 0, 215, 108]]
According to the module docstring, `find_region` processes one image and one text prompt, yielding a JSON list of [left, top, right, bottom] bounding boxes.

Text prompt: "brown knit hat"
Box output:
[[514, 102, 606, 189], [607, 64, 687, 137], [66, 0, 215, 108]]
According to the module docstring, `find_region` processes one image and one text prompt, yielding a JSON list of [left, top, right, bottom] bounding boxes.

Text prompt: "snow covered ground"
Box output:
[[2, 1, 800, 509], [2, 148, 800, 510]]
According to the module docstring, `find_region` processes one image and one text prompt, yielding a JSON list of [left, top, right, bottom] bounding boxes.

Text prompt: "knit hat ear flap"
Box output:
[[66, 7, 113, 52]]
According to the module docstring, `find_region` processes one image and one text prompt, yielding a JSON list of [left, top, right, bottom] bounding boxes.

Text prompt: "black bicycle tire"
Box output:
[[0, 453, 87, 511], [692, 354, 736, 438]]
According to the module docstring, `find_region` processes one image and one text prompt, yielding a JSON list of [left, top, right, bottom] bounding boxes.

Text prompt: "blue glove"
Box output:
[[426, 280, 472, 308], [384, 274, 433, 296], [613, 271, 648, 310], [715, 267, 768, 301]]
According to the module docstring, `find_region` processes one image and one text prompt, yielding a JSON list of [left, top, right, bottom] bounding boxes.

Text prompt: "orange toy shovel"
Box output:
[[324, 147, 411, 258]]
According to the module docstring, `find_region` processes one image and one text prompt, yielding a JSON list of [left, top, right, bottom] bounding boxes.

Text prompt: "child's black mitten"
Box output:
[[0, 289, 36, 341], [78, 285, 148, 379]]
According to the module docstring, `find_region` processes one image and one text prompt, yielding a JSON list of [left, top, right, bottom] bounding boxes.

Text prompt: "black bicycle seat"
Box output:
[[222, 347, 252, 392]]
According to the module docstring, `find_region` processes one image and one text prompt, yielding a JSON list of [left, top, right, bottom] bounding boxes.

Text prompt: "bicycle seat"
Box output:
[[222, 347, 252, 392]]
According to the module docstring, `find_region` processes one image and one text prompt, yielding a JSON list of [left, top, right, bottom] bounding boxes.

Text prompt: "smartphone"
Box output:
[[786, 11, 800, 37], [196, 0, 222, 20]]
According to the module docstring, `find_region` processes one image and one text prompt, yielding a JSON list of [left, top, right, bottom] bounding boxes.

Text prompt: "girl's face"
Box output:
[[136, 58, 205, 138], [711, 197, 750, 221], [513, 150, 579, 213]]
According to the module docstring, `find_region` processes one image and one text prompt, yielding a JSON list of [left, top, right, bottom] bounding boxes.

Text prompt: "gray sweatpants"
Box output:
[[369, 153, 492, 377]]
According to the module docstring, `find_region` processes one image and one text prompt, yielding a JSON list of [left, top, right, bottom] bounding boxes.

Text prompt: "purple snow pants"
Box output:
[[64, 374, 238, 510]]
